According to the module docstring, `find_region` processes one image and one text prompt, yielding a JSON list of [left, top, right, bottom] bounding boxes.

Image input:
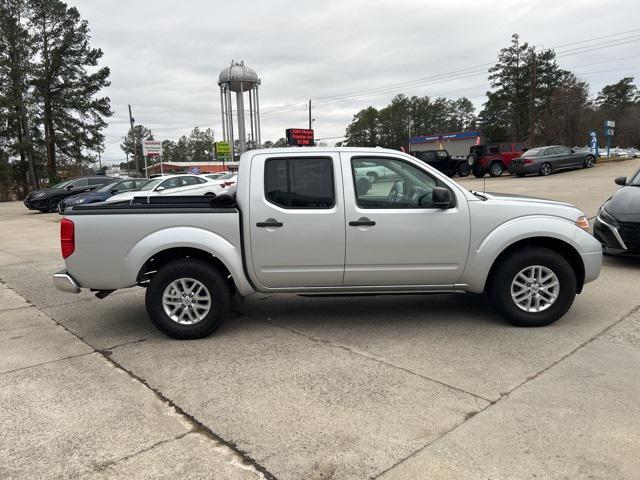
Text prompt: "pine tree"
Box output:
[[28, 0, 111, 181], [0, 0, 39, 190], [120, 124, 151, 174]]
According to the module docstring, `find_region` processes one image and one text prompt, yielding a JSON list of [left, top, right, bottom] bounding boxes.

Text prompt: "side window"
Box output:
[[488, 146, 500, 155], [72, 178, 89, 188], [159, 178, 182, 190], [545, 147, 558, 156], [88, 178, 105, 185], [265, 157, 334, 209], [556, 146, 571, 155], [351, 157, 442, 209], [500, 143, 512, 153], [181, 176, 200, 186], [119, 181, 133, 190]]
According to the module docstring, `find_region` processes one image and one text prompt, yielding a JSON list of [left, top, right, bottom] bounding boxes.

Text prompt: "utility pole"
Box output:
[[97, 149, 102, 171], [529, 47, 537, 146], [128, 104, 140, 176], [308, 99, 312, 130]]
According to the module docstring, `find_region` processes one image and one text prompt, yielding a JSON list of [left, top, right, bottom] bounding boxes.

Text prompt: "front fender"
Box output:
[[123, 226, 255, 296], [461, 215, 595, 293]]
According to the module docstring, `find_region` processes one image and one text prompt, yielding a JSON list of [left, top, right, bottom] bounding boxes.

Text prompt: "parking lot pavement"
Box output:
[[1, 158, 639, 479]]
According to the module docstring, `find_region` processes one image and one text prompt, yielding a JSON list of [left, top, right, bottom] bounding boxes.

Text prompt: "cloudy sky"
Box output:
[[72, 0, 640, 165]]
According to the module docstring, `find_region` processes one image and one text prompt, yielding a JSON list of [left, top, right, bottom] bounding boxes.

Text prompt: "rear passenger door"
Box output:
[[248, 153, 345, 288]]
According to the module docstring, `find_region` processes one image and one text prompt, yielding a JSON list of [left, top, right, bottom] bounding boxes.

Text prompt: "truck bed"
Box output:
[[63, 196, 241, 291]]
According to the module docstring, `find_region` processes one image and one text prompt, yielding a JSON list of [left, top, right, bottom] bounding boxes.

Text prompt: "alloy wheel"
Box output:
[[510, 265, 560, 313], [162, 277, 212, 325]]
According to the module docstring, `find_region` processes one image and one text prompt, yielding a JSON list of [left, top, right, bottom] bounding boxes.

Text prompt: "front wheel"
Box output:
[[47, 197, 61, 213], [583, 155, 595, 168], [145, 258, 231, 339], [457, 162, 470, 177], [487, 247, 577, 327], [472, 168, 485, 178]]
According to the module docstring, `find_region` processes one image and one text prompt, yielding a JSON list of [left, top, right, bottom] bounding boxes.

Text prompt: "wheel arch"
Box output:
[[485, 237, 585, 294], [124, 227, 255, 296]]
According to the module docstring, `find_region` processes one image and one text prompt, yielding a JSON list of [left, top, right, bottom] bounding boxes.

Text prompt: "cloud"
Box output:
[[71, 0, 640, 163]]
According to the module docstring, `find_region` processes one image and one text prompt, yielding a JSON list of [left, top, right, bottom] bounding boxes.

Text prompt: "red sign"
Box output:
[[286, 128, 314, 146]]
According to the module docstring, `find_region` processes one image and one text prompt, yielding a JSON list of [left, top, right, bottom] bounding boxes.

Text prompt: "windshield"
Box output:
[[216, 172, 235, 180], [523, 147, 545, 157], [52, 179, 73, 189], [139, 179, 162, 191], [629, 170, 640, 186], [96, 181, 120, 192]]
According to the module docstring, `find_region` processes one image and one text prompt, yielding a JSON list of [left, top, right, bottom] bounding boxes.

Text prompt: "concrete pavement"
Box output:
[[1, 158, 639, 479]]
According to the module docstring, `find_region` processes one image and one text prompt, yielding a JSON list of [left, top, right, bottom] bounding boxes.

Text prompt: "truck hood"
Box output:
[[477, 191, 583, 221], [483, 191, 575, 208]]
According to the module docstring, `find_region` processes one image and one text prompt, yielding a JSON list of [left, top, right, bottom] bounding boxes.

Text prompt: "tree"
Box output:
[[28, 0, 112, 181], [596, 77, 638, 113], [120, 124, 150, 174], [188, 127, 214, 162], [0, 0, 39, 191], [344, 106, 379, 146], [272, 138, 288, 147]]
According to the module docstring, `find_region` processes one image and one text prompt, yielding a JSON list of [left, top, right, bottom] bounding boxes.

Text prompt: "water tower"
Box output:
[[218, 60, 261, 156]]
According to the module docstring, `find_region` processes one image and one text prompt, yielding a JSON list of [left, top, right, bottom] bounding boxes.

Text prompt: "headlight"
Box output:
[[575, 216, 590, 232], [73, 198, 85, 204], [597, 206, 619, 228]]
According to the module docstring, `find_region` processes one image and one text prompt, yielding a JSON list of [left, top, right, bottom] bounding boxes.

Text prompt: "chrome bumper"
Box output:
[[53, 270, 81, 293]]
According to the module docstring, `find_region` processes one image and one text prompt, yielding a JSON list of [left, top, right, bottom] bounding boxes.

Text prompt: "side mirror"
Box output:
[[111, 189, 119, 194], [615, 176, 627, 186], [155, 186, 165, 192], [66, 185, 74, 190], [432, 187, 452, 208]]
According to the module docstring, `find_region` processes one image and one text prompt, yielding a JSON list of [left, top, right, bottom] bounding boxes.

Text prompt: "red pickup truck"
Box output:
[[468, 142, 527, 177]]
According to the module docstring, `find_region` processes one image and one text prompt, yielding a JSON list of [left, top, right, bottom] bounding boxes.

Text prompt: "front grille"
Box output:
[[619, 221, 640, 248]]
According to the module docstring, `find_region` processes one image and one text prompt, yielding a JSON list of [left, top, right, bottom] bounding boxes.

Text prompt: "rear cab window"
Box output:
[[264, 157, 334, 209]]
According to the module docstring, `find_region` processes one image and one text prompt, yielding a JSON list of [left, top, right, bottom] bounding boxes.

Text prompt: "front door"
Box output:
[[248, 153, 345, 288], [342, 153, 471, 287]]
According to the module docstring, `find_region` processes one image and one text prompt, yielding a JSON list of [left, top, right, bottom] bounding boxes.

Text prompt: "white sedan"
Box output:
[[102, 174, 223, 204]]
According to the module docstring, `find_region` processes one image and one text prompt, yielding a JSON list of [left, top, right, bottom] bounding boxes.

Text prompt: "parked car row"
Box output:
[[24, 172, 237, 214]]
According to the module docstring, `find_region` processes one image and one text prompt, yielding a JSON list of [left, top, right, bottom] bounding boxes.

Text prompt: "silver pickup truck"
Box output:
[[54, 147, 602, 339]]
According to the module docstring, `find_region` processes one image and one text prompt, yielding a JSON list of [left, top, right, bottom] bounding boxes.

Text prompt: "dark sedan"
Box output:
[[509, 145, 596, 177], [23, 176, 115, 213], [593, 170, 640, 255], [57, 178, 149, 213]]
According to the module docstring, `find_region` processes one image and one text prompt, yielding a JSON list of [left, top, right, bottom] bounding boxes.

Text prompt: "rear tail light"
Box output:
[[223, 181, 236, 188], [60, 218, 75, 259]]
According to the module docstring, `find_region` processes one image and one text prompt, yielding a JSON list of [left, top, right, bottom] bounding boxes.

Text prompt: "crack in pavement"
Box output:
[[0, 284, 278, 480], [371, 302, 640, 479], [0, 351, 94, 375]]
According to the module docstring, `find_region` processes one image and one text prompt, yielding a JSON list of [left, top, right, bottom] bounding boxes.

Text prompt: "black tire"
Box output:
[[145, 258, 231, 339], [356, 177, 370, 195], [47, 197, 61, 213], [457, 162, 470, 177], [583, 155, 595, 168], [487, 247, 577, 327], [367, 172, 379, 183], [472, 168, 485, 178], [539, 162, 552, 176], [488, 162, 504, 177]]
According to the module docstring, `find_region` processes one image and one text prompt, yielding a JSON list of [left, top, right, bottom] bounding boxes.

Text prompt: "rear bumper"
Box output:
[[509, 163, 539, 175], [53, 270, 81, 293]]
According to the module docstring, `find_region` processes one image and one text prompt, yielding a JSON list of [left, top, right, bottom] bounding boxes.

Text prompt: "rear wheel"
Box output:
[[472, 168, 485, 178], [539, 162, 552, 176], [145, 258, 231, 339], [488, 247, 577, 327], [583, 155, 595, 168], [456, 162, 470, 177], [488, 162, 504, 177]]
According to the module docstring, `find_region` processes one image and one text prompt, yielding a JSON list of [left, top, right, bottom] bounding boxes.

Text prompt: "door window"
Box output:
[[488, 146, 500, 155], [555, 146, 572, 155], [158, 177, 183, 190], [264, 157, 334, 209], [351, 157, 444, 209], [71, 179, 89, 188]]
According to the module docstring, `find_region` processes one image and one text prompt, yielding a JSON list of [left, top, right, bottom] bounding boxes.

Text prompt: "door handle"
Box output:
[[349, 218, 375, 227], [256, 220, 283, 228]]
